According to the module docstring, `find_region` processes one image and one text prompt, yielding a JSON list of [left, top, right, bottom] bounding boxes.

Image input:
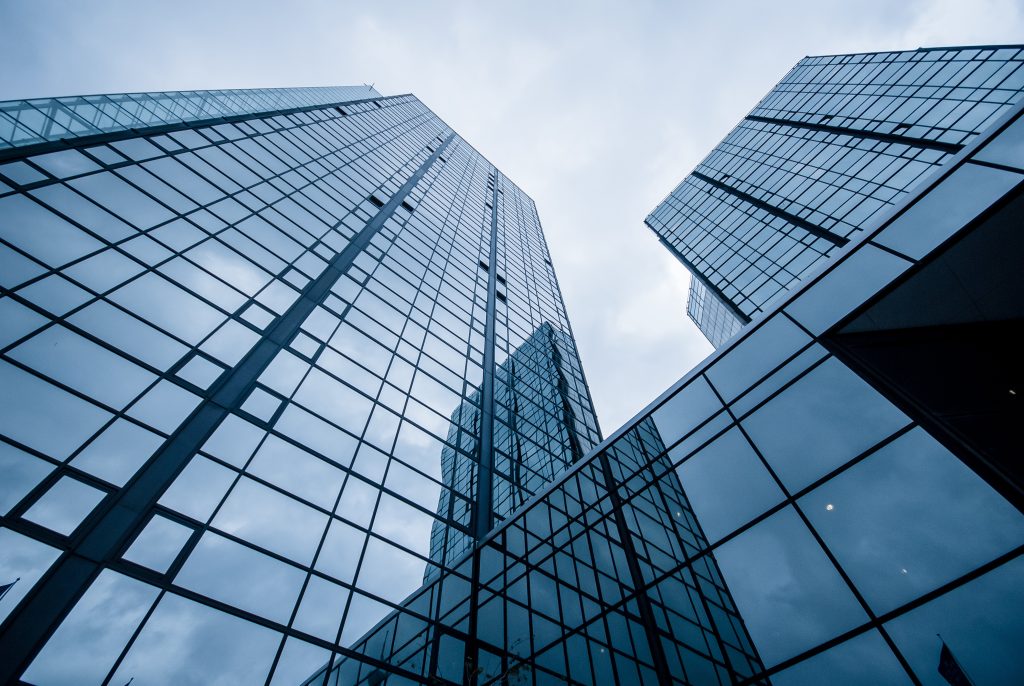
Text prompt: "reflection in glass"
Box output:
[[70, 418, 163, 486], [22, 571, 159, 686], [0, 441, 53, 514], [0, 528, 61, 623], [742, 357, 909, 491], [22, 476, 106, 536], [713, 507, 867, 666], [212, 476, 328, 564], [108, 591, 281, 686], [885, 556, 1024, 686], [802, 427, 1024, 613], [123, 514, 193, 573], [174, 532, 305, 623], [676, 426, 784, 543], [771, 630, 911, 686]]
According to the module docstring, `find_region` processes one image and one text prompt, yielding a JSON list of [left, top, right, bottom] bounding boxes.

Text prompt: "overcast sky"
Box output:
[[2, 0, 1021, 432]]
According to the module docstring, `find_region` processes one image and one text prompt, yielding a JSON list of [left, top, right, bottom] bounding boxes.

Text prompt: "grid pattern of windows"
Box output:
[[0, 85, 601, 685], [309, 99, 1024, 684], [647, 45, 1024, 346]]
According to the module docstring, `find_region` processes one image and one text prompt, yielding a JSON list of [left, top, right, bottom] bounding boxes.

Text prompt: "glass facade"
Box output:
[[293, 91, 1022, 685], [2, 44, 1023, 686], [0, 85, 602, 685], [647, 45, 1024, 347]]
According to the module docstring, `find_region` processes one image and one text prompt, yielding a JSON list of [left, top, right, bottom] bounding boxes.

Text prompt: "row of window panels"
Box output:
[[0, 96, 431, 191], [0, 86, 398, 148], [665, 168, 894, 249], [668, 233, 821, 316], [0, 307, 591, 556], [753, 76, 1022, 146], [779, 48, 1023, 94], [0, 105, 445, 233], [686, 279, 743, 347], [0, 130, 448, 337]]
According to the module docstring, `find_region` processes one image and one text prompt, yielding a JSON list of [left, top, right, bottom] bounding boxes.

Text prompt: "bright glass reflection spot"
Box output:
[[23, 476, 106, 536], [826, 503, 834, 511]]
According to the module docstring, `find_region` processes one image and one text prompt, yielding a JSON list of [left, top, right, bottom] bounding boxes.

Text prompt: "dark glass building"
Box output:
[[647, 46, 1024, 347], [2, 45, 1024, 686]]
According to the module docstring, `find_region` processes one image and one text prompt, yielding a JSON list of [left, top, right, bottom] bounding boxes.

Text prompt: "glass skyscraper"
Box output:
[[647, 46, 1024, 347], [0, 85, 601, 684], [2, 44, 1024, 686]]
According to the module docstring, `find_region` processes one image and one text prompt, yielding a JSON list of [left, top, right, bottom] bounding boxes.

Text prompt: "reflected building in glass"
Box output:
[[427, 322, 596, 581], [647, 46, 1024, 347], [2, 44, 1024, 686]]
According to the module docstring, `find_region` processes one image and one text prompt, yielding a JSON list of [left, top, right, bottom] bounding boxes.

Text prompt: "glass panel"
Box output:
[[23, 476, 106, 536], [21, 571, 159, 686], [0, 360, 111, 460], [885, 556, 1024, 686], [125, 379, 201, 434], [0, 441, 54, 514], [706, 314, 811, 401], [712, 507, 867, 667], [123, 514, 194, 573], [174, 532, 304, 623], [70, 418, 163, 486], [292, 574, 349, 642], [742, 357, 909, 491], [211, 476, 328, 564], [771, 630, 911, 686], [158, 455, 235, 522], [650, 376, 722, 448], [802, 427, 1024, 613], [676, 426, 784, 543], [268, 637, 331, 686], [874, 163, 1024, 260], [785, 245, 912, 335], [355, 536, 425, 606], [108, 591, 281, 686], [246, 434, 345, 510]]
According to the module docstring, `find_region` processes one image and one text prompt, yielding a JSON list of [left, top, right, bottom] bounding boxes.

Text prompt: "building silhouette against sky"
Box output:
[[1, 45, 1023, 686], [647, 46, 1024, 346]]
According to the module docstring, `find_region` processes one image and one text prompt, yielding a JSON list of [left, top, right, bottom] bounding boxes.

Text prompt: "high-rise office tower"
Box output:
[[3, 44, 1024, 686], [647, 46, 1024, 346], [0, 85, 600, 685]]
